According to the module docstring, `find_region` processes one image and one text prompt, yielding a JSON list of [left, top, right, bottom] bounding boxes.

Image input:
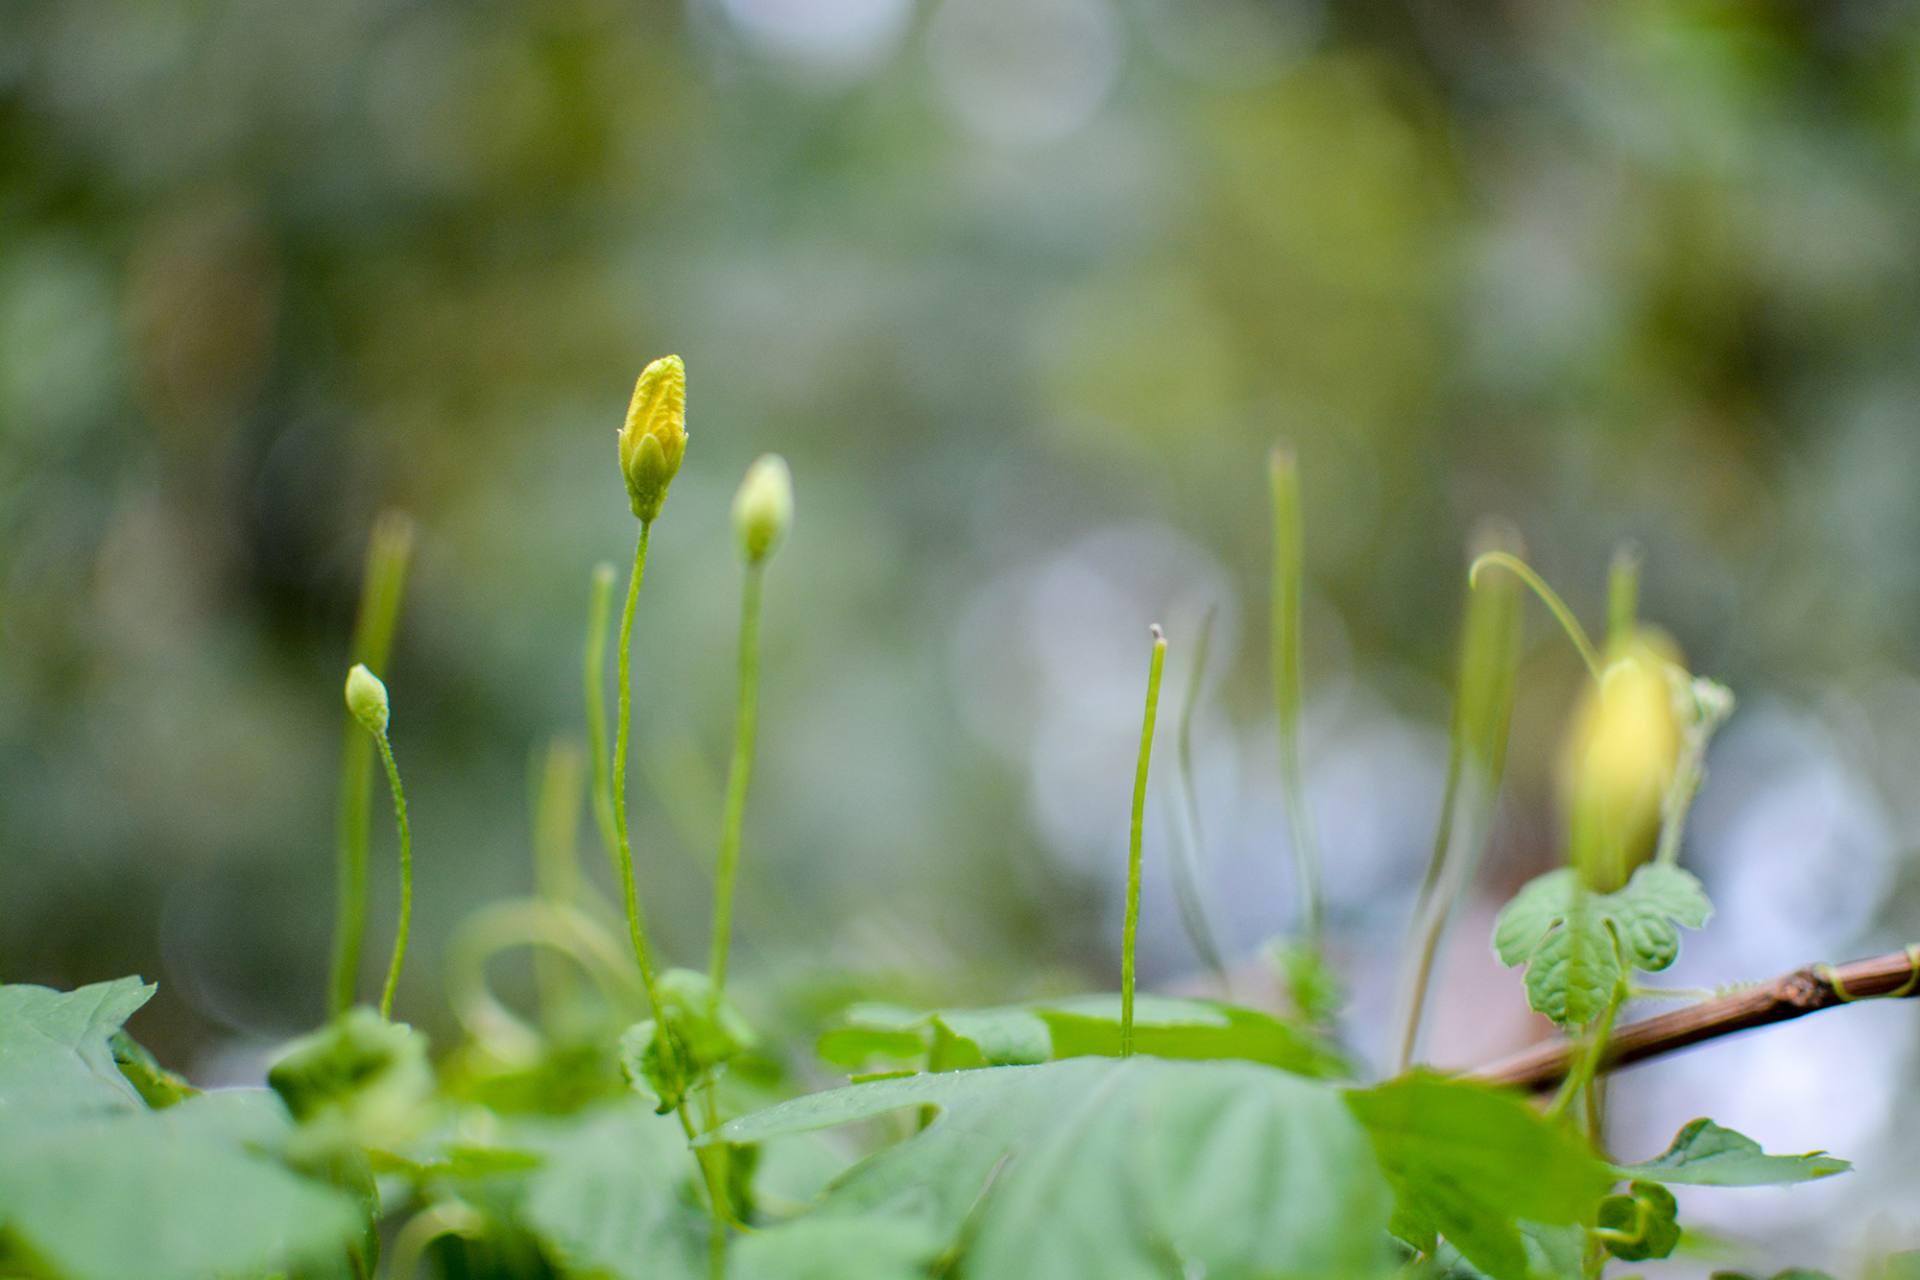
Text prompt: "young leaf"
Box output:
[[1344, 1072, 1614, 1280], [1596, 1179, 1680, 1261], [1620, 1118, 1850, 1187], [711, 1057, 1393, 1278], [1492, 863, 1713, 1026]]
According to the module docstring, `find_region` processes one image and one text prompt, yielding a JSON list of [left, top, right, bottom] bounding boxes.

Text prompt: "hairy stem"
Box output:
[[1121, 626, 1168, 1058], [375, 731, 413, 1020], [612, 525, 667, 1007]]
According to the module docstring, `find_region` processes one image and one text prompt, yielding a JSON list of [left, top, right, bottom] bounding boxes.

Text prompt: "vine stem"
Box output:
[[374, 730, 412, 1020], [1476, 945, 1920, 1092], [1121, 626, 1168, 1058], [707, 561, 765, 997]]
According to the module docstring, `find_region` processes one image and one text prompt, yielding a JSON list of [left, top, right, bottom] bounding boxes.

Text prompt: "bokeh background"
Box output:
[[6, 0, 1920, 1268]]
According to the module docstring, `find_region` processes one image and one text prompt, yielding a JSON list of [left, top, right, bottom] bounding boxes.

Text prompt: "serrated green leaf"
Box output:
[[1494, 864, 1714, 1025], [1345, 1072, 1614, 1280], [518, 1101, 707, 1280], [1523, 909, 1621, 1027], [1605, 865, 1711, 970], [0, 977, 154, 1133], [1621, 1118, 1850, 1187], [1492, 871, 1580, 967], [713, 1057, 1393, 1279]]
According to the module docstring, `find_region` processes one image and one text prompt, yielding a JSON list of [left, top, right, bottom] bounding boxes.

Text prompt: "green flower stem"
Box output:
[[584, 562, 620, 872], [1269, 448, 1324, 947], [610, 524, 727, 1255], [374, 729, 413, 1020], [707, 561, 765, 998], [330, 513, 413, 1017], [1121, 626, 1168, 1059], [611, 525, 667, 1008]]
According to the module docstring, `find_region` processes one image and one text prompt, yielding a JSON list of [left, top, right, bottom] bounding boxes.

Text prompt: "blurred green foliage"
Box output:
[[5, 0, 1920, 1137]]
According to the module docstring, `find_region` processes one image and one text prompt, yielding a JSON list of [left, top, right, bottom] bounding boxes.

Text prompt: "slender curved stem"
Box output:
[[1270, 449, 1324, 946], [1470, 551, 1604, 680], [612, 525, 667, 1009], [584, 562, 620, 872], [708, 563, 765, 997], [1122, 626, 1168, 1058], [375, 731, 413, 1020]]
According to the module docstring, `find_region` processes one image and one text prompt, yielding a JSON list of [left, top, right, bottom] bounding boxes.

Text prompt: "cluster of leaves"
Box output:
[[1, 968, 1870, 1280]]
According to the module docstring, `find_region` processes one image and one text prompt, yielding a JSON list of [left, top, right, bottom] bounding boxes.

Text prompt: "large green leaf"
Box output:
[[518, 1101, 708, 1280], [0, 977, 154, 1132], [1619, 1118, 1850, 1187], [0, 1091, 362, 1280], [1345, 1073, 1614, 1280], [712, 1057, 1393, 1279], [726, 1216, 943, 1280], [818, 994, 1347, 1078]]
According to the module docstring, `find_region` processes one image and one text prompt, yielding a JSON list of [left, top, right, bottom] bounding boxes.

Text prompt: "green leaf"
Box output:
[[821, 995, 1347, 1078], [1522, 910, 1621, 1027], [714, 1057, 1393, 1278], [1604, 865, 1712, 970], [518, 1101, 707, 1280], [726, 1216, 943, 1280], [109, 1030, 197, 1108], [1345, 1072, 1615, 1280], [0, 977, 154, 1132], [0, 1092, 362, 1280], [1620, 1118, 1850, 1187], [1492, 871, 1581, 968], [1596, 1180, 1680, 1262], [1492, 864, 1714, 1026]]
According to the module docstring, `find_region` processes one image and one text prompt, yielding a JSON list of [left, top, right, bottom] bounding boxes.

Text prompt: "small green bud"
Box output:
[[345, 663, 389, 735], [732, 454, 793, 564], [618, 354, 688, 523]]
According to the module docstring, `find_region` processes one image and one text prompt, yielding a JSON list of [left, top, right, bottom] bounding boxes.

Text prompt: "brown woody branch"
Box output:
[[1473, 946, 1920, 1093]]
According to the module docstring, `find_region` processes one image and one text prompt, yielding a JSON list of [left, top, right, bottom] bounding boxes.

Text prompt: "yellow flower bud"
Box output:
[[1563, 632, 1684, 891], [617, 354, 688, 523], [345, 663, 390, 736], [732, 454, 793, 564]]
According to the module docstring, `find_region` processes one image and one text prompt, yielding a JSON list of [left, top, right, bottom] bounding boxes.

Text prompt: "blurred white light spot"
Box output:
[[718, 0, 913, 81], [927, 0, 1123, 148]]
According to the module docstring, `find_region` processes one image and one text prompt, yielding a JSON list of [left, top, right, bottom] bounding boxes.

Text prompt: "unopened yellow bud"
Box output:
[[1564, 633, 1683, 890], [345, 663, 390, 736], [732, 454, 793, 564], [617, 355, 688, 523]]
